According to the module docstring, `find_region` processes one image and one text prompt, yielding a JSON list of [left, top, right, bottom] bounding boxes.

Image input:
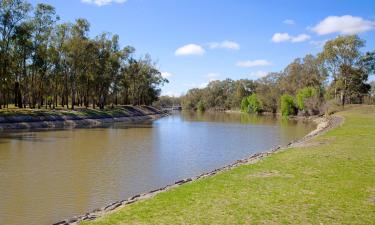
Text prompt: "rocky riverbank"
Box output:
[[54, 114, 343, 225], [0, 106, 167, 130]]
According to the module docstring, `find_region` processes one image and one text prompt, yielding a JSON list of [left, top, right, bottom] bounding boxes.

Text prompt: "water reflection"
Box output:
[[0, 112, 315, 225]]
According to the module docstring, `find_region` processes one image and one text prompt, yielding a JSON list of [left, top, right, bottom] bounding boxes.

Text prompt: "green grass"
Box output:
[[82, 105, 375, 225]]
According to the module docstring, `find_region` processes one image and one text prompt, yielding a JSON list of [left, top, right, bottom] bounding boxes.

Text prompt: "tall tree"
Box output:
[[319, 35, 367, 106], [0, 0, 31, 108]]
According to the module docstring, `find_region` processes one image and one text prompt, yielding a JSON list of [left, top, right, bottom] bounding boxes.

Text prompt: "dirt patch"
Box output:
[[289, 116, 343, 148], [248, 170, 280, 178], [296, 136, 337, 148], [368, 187, 375, 205], [247, 170, 294, 179]]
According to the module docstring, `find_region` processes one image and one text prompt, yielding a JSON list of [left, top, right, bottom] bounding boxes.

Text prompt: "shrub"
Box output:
[[296, 87, 318, 110], [280, 94, 296, 117], [241, 94, 263, 113], [197, 101, 205, 112], [241, 97, 249, 112], [247, 94, 263, 113]]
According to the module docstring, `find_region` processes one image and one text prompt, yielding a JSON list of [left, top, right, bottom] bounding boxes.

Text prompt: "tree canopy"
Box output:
[[181, 35, 374, 115], [0, 0, 167, 109]]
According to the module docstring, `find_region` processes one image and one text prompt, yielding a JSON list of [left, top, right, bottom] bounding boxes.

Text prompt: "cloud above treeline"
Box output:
[[271, 33, 311, 43], [175, 40, 240, 56], [236, 60, 272, 67], [175, 44, 205, 56], [81, 0, 127, 6], [311, 15, 375, 35], [209, 41, 240, 50]]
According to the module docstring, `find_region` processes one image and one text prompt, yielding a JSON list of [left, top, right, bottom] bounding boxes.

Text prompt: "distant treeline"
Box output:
[[180, 35, 375, 116], [0, 0, 167, 109]]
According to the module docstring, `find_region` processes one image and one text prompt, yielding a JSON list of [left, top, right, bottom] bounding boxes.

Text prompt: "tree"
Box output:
[[296, 87, 318, 110], [29, 3, 58, 108], [241, 93, 262, 113], [279, 55, 327, 95], [0, 0, 166, 110], [256, 73, 281, 113], [0, 0, 31, 108], [280, 94, 296, 117], [319, 35, 368, 106]]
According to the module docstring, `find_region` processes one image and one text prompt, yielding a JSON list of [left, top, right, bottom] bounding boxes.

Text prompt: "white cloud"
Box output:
[[312, 15, 375, 35], [209, 41, 240, 50], [161, 72, 172, 78], [81, 0, 126, 6], [271, 33, 291, 43], [248, 71, 268, 80], [283, 19, 295, 25], [175, 44, 205, 56], [236, 59, 272, 68], [271, 32, 311, 43], [291, 34, 311, 42]]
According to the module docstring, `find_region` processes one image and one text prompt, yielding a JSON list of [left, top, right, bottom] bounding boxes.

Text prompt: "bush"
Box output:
[[241, 94, 263, 113], [280, 94, 296, 117], [197, 101, 205, 112], [240, 98, 249, 112], [296, 87, 318, 110]]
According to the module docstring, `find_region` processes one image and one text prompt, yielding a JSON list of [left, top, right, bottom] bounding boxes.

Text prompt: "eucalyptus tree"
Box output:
[[12, 21, 32, 107], [49, 22, 71, 108], [0, 0, 31, 108], [319, 35, 368, 106], [0, 0, 168, 109], [279, 54, 327, 96], [66, 18, 89, 109], [30, 3, 58, 108], [255, 72, 282, 113]]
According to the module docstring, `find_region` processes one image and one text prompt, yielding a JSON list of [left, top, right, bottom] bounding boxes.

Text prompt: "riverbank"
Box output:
[[0, 106, 166, 130], [56, 106, 374, 225], [74, 105, 375, 224]]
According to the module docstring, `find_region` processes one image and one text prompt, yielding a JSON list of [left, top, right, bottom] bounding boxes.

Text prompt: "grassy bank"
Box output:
[[82, 105, 375, 225]]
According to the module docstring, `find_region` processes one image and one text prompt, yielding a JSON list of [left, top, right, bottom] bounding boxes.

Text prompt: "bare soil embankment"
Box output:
[[0, 106, 166, 130]]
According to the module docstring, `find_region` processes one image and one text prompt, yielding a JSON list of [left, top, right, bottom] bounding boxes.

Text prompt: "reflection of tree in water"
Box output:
[[181, 110, 299, 126]]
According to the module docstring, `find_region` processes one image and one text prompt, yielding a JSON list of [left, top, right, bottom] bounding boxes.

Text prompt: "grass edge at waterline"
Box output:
[[81, 105, 375, 225]]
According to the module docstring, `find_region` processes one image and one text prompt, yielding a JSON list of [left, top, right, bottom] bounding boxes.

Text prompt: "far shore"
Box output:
[[0, 106, 167, 131]]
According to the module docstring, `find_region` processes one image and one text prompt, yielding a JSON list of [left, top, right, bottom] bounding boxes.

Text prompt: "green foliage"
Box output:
[[280, 94, 296, 117], [241, 94, 262, 113], [296, 87, 318, 110], [240, 97, 249, 112], [0, 0, 166, 110], [197, 101, 205, 112], [319, 35, 368, 106], [182, 79, 257, 111]]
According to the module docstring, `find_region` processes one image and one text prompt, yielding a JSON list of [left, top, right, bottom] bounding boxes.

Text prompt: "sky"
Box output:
[[29, 0, 375, 96]]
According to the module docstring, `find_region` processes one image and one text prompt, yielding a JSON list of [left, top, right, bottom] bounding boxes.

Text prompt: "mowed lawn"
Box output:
[[82, 105, 375, 225]]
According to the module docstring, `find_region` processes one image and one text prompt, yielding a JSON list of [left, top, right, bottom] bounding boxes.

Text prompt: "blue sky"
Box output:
[[29, 0, 375, 96]]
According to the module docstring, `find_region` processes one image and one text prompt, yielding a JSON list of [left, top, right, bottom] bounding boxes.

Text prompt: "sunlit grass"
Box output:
[[82, 105, 375, 225]]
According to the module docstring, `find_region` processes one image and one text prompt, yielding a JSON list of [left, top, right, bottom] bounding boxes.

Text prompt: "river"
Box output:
[[0, 111, 315, 225]]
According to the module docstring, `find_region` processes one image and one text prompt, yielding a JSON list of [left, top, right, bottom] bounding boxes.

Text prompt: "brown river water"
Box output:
[[0, 112, 315, 225]]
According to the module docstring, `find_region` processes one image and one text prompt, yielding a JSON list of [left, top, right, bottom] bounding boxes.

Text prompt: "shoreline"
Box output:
[[0, 106, 167, 131], [54, 114, 343, 225]]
